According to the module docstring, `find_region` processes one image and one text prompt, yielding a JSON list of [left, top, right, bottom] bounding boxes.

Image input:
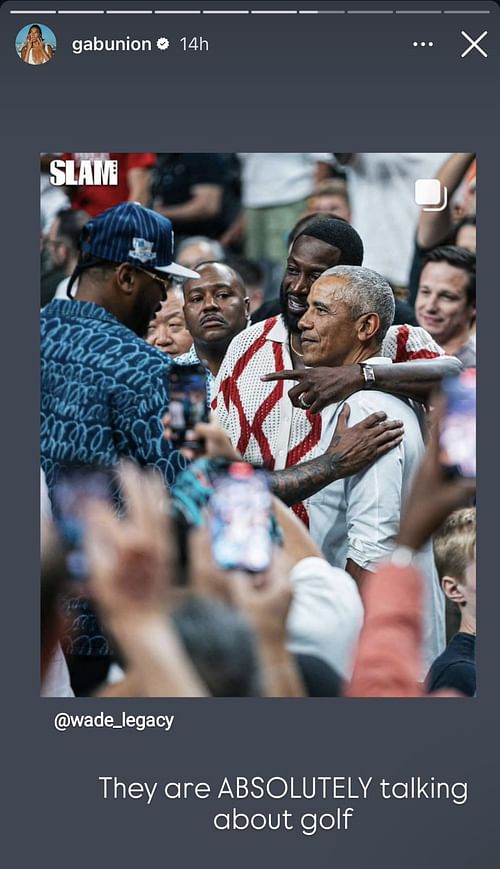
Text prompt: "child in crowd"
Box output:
[[426, 508, 476, 696]]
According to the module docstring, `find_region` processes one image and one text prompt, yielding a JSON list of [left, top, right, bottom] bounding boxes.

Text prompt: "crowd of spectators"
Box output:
[[40, 152, 476, 698]]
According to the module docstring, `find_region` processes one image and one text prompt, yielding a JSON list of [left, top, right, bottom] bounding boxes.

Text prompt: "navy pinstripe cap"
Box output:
[[80, 202, 200, 280]]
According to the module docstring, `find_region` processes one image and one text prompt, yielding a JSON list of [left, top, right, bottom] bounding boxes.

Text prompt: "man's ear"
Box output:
[[115, 263, 137, 296], [357, 312, 380, 343], [442, 575, 466, 606], [244, 296, 251, 322]]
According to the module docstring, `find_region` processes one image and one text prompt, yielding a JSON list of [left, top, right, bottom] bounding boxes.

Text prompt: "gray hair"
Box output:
[[319, 265, 395, 340], [177, 235, 225, 262]]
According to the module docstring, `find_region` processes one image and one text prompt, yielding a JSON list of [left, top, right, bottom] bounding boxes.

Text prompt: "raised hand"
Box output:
[[85, 462, 174, 622], [397, 397, 475, 552]]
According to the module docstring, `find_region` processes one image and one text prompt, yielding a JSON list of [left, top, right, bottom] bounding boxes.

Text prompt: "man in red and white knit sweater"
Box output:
[[214, 217, 459, 524]]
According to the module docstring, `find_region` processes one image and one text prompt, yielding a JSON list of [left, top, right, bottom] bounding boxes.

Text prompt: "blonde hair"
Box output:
[[310, 179, 349, 200], [433, 508, 476, 583]]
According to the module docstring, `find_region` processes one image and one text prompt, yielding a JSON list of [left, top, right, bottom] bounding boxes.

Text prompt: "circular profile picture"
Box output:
[[16, 23, 56, 65]]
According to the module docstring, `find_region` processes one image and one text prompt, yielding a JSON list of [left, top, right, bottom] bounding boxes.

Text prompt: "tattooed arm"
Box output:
[[169, 407, 404, 508], [270, 405, 404, 507]]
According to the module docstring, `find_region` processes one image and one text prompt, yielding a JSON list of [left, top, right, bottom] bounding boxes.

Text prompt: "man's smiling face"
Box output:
[[298, 276, 363, 368], [280, 234, 342, 333]]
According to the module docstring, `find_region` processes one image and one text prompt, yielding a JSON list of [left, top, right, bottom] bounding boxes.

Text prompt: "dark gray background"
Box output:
[[0, 0, 496, 865]]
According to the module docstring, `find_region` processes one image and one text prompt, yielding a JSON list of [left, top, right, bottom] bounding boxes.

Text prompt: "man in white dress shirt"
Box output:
[[300, 265, 445, 672]]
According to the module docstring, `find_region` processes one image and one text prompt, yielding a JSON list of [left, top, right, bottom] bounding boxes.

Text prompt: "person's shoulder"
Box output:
[[54, 304, 171, 379], [427, 640, 476, 695], [341, 389, 407, 420], [120, 333, 172, 369], [428, 633, 475, 673], [41, 299, 75, 331], [41, 298, 64, 316], [448, 631, 476, 658], [224, 317, 282, 360], [383, 324, 445, 361], [332, 389, 422, 444]]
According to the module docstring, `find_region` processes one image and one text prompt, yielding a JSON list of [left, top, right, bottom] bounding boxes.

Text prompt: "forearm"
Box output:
[[271, 452, 340, 507], [155, 201, 205, 222], [127, 168, 151, 206], [272, 497, 322, 565], [417, 153, 475, 248], [155, 190, 221, 223], [371, 357, 462, 403], [258, 641, 305, 698], [438, 152, 475, 193], [345, 558, 373, 595], [346, 564, 424, 698], [107, 615, 209, 697]]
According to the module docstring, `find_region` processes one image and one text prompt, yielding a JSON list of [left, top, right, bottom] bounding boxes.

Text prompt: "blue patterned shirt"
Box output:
[[41, 299, 187, 494], [41, 300, 187, 657]]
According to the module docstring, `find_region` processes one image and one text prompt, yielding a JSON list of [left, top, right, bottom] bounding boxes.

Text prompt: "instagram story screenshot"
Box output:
[[0, 1, 496, 866]]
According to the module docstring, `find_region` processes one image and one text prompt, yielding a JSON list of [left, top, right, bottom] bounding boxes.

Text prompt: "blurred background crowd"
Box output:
[[41, 151, 476, 362], [40, 152, 477, 700]]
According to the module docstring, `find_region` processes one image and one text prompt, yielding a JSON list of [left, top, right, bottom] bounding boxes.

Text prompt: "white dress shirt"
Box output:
[[308, 358, 445, 673]]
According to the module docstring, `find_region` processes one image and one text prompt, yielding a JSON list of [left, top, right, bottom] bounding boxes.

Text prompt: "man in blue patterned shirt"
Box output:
[[41, 203, 199, 691], [41, 202, 199, 493]]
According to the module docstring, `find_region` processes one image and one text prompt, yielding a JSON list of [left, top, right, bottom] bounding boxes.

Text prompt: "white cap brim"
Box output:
[[155, 261, 200, 280]]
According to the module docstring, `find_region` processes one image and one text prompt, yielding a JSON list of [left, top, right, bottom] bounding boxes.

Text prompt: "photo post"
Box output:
[[1, 1, 493, 866]]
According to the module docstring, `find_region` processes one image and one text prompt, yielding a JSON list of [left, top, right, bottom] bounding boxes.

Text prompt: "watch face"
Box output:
[[363, 365, 376, 385], [390, 546, 416, 568]]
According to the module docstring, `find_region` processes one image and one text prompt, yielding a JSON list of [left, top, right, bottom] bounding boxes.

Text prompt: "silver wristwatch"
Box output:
[[360, 363, 376, 388], [389, 545, 419, 568]]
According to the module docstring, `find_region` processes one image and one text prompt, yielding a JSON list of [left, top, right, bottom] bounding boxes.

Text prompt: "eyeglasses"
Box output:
[[111, 264, 171, 301], [134, 266, 170, 301]]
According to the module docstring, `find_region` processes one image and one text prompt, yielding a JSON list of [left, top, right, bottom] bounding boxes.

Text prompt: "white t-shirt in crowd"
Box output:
[[344, 153, 450, 286], [287, 557, 363, 681], [239, 153, 333, 209], [308, 358, 445, 674]]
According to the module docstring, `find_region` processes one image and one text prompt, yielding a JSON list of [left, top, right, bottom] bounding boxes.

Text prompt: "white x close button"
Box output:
[[461, 31, 488, 59]]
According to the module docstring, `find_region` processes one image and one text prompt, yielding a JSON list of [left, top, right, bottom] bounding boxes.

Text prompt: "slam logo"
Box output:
[[50, 158, 118, 186]]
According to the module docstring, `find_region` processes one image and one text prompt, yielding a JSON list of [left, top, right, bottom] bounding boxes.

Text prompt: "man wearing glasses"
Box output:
[[41, 202, 199, 497], [41, 202, 199, 691]]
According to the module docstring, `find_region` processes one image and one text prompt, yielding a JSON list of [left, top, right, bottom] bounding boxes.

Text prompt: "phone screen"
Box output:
[[209, 463, 273, 573], [440, 369, 476, 478], [51, 466, 115, 582], [167, 363, 209, 448]]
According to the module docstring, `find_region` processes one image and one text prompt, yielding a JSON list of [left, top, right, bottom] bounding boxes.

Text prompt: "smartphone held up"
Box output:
[[439, 369, 476, 478], [167, 363, 209, 449], [209, 463, 273, 573], [51, 466, 116, 583]]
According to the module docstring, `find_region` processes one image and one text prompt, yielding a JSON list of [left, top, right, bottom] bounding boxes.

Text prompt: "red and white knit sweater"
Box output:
[[213, 316, 443, 524]]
